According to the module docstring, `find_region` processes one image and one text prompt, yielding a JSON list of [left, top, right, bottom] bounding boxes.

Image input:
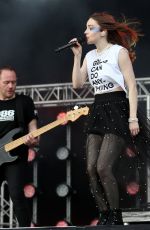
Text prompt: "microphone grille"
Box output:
[[77, 36, 86, 44]]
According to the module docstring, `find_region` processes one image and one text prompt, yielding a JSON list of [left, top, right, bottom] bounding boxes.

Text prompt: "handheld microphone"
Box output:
[[54, 36, 86, 52]]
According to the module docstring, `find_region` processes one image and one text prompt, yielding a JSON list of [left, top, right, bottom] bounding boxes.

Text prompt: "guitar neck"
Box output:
[[5, 117, 67, 152]]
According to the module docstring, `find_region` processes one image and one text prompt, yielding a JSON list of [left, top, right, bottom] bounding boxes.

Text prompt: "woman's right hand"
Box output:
[[70, 38, 82, 56]]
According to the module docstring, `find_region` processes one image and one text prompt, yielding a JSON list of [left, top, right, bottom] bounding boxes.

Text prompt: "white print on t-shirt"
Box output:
[[0, 110, 15, 121]]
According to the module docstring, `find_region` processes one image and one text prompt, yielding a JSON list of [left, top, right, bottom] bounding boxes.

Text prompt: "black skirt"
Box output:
[[86, 91, 150, 157], [85, 91, 150, 206]]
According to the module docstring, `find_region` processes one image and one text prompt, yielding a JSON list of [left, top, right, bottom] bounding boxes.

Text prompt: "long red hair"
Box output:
[[90, 12, 142, 62]]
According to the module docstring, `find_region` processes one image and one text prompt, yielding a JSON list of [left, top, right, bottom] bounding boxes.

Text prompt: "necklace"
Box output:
[[96, 43, 112, 55]]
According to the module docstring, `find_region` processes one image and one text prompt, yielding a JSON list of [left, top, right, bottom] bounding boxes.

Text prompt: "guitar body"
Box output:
[[0, 128, 21, 166]]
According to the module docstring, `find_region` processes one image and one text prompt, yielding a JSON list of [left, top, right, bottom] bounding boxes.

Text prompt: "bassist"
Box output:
[[0, 66, 38, 227]]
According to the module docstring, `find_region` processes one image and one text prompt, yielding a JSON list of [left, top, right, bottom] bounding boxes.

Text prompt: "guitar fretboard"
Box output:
[[4, 106, 89, 153], [4, 117, 67, 152]]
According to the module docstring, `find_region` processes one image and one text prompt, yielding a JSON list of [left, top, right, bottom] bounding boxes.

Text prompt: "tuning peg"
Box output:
[[74, 105, 79, 110]]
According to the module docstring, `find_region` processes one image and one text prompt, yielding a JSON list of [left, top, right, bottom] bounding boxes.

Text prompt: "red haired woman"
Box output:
[[70, 12, 148, 225]]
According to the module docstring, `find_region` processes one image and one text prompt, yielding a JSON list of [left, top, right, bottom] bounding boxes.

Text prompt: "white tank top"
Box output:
[[85, 44, 127, 94]]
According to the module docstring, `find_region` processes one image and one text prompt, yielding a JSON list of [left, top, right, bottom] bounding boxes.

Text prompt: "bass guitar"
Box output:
[[0, 106, 89, 166]]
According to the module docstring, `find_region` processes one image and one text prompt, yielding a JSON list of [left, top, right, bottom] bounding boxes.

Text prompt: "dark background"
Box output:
[[0, 0, 150, 85], [0, 0, 149, 227]]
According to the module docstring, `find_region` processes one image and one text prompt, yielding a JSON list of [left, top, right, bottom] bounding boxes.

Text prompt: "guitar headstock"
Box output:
[[66, 106, 89, 122]]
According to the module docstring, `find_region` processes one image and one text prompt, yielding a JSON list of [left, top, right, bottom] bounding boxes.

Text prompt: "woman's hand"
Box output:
[[70, 38, 82, 56], [129, 121, 140, 136]]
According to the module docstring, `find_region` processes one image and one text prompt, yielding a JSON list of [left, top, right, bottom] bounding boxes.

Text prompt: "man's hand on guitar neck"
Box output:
[[24, 133, 39, 148]]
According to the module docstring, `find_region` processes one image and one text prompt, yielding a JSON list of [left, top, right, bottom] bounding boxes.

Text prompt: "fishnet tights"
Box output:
[[86, 133, 125, 211]]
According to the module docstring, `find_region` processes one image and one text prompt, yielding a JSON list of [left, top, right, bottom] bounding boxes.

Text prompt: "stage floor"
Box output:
[[3, 223, 150, 230], [123, 210, 150, 223], [1, 211, 150, 229]]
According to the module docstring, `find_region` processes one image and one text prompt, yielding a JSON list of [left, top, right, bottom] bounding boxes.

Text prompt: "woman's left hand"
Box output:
[[129, 122, 140, 136]]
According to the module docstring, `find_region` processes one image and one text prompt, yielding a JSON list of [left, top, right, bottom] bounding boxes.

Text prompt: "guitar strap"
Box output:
[[15, 94, 26, 134]]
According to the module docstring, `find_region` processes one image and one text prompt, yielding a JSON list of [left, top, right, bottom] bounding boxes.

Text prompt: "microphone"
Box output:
[[54, 36, 86, 52]]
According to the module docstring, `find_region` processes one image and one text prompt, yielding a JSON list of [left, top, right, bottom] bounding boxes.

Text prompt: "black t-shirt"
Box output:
[[0, 94, 37, 158]]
